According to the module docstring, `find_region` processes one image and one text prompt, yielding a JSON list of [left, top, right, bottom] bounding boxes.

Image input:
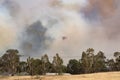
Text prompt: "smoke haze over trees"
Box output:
[[0, 48, 120, 75]]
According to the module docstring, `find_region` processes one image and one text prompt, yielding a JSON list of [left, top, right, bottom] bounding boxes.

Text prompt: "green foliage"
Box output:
[[67, 59, 83, 74], [0, 48, 119, 75], [107, 59, 116, 71], [1, 49, 20, 75], [27, 57, 42, 75], [114, 52, 120, 71], [81, 49, 107, 73], [81, 48, 95, 73], [52, 53, 63, 75], [41, 54, 51, 75], [31, 59, 42, 75], [93, 51, 107, 72], [18, 61, 27, 73]]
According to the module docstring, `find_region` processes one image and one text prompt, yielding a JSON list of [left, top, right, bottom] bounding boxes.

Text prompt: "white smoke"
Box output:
[[0, 5, 19, 53], [0, 0, 120, 63]]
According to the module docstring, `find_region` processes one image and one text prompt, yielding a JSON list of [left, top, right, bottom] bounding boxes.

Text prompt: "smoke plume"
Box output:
[[0, 4, 18, 52], [0, 0, 120, 62]]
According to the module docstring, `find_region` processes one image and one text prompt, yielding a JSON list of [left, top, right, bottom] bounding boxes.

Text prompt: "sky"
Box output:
[[0, 0, 120, 62]]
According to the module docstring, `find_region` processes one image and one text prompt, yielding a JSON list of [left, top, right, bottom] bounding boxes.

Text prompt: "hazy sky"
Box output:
[[0, 0, 120, 62]]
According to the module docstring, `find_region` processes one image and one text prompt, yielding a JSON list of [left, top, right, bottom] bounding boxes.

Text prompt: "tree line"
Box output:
[[0, 48, 120, 75]]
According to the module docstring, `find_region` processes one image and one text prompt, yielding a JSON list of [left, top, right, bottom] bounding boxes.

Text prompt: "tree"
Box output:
[[67, 59, 82, 74], [18, 61, 27, 73], [114, 52, 120, 71], [81, 48, 95, 73], [0, 57, 6, 73], [27, 57, 43, 75], [52, 53, 63, 75], [27, 57, 34, 75], [93, 51, 107, 72], [1, 49, 20, 75], [107, 59, 116, 71], [32, 59, 43, 75], [41, 54, 51, 75], [81, 51, 88, 73]]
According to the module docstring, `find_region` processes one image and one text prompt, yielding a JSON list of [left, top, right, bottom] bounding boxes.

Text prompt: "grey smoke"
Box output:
[[2, 0, 20, 17], [0, 0, 120, 63], [20, 21, 51, 57]]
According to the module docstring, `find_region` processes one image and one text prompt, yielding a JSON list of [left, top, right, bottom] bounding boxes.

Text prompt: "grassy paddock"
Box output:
[[0, 72, 120, 80]]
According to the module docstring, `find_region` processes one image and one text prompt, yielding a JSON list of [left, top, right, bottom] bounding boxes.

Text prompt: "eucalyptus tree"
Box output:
[[81, 48, 95, 73], [93, 51, 107, 72], [114, 52, 120, 71], [52, 53, 63, 75], [1, 49, 20, 75], [67, 59, 82, 74], [41, 54, 51, 75]]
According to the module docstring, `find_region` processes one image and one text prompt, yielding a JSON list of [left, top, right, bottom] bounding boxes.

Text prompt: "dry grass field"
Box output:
[[0, 72, 120, 80]]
